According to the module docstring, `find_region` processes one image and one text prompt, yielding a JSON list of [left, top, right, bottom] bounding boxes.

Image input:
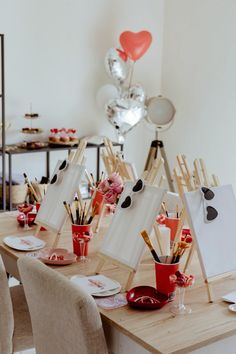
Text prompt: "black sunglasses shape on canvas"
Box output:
[[201, 187, 218, 221], [121, 179, 145, 209], [50, 160, 68, 185]]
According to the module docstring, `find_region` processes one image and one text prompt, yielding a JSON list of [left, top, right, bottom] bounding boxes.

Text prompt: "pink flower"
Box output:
[[107, 173, 123, 186], [104, 190, 117, 204], [98, 180, 110, 193], [110, 182, 123, 194], [97, 173, 123, 205]]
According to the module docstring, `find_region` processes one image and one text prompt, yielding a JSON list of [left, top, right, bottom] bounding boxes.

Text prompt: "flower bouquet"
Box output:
[[97, 173, 124, 212]]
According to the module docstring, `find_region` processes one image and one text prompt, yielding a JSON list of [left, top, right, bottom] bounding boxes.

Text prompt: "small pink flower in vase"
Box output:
[[98, 173, 124, 213]]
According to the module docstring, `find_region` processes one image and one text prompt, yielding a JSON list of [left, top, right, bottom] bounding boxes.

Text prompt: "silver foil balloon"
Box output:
[[104, 48, 129, 84], [122, 84, 146, 103], [105, 98, 146, 136]]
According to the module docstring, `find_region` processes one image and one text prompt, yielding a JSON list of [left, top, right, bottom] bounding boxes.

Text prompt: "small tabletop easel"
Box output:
[[95, 180, 167, 290], [174, 154, 221, 302], [102, 137, 137, 181], [34, 139, 87, 247]]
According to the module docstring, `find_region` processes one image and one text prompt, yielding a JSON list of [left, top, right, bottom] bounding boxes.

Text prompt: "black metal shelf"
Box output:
[[0, 34, 6, 210], [5, 141, 123, 210]]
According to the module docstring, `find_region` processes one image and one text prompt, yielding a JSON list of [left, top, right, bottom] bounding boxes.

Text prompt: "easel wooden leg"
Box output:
[[34, 225, 41, 237], [125, 270, 136, 291], [205, 280, 214, 303], [95, 258, 106, 274], [52, 232, 61, 249], [95, 203, 106, 233], [183, 243, 195, 272]]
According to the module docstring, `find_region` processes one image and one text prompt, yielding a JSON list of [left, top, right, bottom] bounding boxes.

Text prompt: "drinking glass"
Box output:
[[17, 203, 34, 230], [169, 273, 194, 315]]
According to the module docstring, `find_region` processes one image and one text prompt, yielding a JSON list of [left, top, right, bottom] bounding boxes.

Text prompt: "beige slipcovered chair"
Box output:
[[0, 255, 33, 354], [18, 257, 108, 354]]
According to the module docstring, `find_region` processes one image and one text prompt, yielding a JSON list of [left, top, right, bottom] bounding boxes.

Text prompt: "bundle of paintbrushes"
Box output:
[[23, 173, 40, 202], [161, 202, 182, 219], [140, 229, 190, 264], [170, 240, 191, 264], [63, 198, 99, 225], [84, 170, 105, 189]]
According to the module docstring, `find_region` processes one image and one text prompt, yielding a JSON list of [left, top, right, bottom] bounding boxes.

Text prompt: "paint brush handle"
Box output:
[[140, 230, 161, 263]]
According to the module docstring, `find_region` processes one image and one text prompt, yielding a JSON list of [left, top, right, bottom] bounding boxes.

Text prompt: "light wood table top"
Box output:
[[1, 211, 236, 354]]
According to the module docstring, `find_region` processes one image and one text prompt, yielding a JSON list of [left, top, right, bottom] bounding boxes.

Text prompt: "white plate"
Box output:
[[70, 275, 121, 297], [3, 235, 46, 251], [92, 282, 121, 297], [228, 304, 236, 313], [222, 292, 236, 303]]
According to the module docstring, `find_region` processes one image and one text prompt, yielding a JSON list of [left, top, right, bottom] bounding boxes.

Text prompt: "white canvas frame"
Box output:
[[100, 181, 166, 271], [183, 185, 236, 279], [35, 160, 85, 233]]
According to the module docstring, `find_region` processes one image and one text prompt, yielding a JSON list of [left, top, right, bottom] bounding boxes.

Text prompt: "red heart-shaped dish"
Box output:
[[127, 286, 169, 310]]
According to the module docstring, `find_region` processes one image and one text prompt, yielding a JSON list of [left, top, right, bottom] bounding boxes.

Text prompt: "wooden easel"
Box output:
[[174, 154, 220, 302], [102, 137, 136, 181], [35, 139, 87, 248], [144, 140, 175, 192]]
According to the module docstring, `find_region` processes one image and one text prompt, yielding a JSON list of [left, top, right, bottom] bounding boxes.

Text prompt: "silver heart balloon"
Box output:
[[104, 48, 129, 84], [122, 84, 146, 103], [105, 98, 146, 136]]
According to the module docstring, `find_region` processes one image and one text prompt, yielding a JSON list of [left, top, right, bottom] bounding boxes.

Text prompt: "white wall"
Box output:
[[161, 0, 236, 189], [0, 0, 164, 180]]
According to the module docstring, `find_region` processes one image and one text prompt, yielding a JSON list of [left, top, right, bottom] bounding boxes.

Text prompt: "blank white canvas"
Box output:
[[100, 182, 166, 270], [36, 161, 85, 233], [183, 185, 236, 279]]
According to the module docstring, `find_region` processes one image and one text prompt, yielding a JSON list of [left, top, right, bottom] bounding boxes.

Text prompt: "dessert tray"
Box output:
[[22, 128, 43, 134], [48, 139, 79, 147], [18, 141, 48, 149]]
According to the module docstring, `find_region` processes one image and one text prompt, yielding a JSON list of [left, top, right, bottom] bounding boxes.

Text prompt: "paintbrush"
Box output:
[[86, 202, 99, 224], [176, 204, 179, 218], [81, 202, 87, 225], [63, 201, 71, 220], [140, 230, 161, 263], [23, 173, 39, 202], [161, 202, 169, 217], [74, 196, 80, 224], [67, 203, 75, 224], [90, 173, 96, 187], [84, 169, 94, 188]]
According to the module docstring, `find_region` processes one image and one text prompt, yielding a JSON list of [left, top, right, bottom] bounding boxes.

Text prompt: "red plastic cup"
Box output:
[[71, 224, 92, 257], [165, 217, 180, 242], [155, 260, 179, 300], [91, 189, 104, 215]]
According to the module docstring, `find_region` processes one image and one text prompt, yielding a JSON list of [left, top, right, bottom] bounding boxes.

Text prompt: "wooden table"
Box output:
[[1, 212, 236, 354]]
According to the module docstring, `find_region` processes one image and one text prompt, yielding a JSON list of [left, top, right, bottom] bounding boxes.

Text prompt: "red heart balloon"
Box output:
[[119, 31, 152, 61], [116, 48, 128, 62]]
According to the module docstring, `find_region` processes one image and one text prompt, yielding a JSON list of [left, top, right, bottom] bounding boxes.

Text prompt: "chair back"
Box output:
[[0, 256, 14, 354], [18, 257, 108, 354]]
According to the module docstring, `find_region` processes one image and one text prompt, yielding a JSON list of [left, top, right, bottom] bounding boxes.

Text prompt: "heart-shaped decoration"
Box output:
[[206, 206, 218, 221], [105, 98, 145, 135], [119, 31, 152, 61]]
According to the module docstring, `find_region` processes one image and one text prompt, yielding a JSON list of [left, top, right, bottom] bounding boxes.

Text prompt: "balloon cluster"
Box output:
[[97, 31, 152, 142]]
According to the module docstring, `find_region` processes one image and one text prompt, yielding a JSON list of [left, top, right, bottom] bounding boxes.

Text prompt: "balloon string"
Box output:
[[128, 61, 135, 91]]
